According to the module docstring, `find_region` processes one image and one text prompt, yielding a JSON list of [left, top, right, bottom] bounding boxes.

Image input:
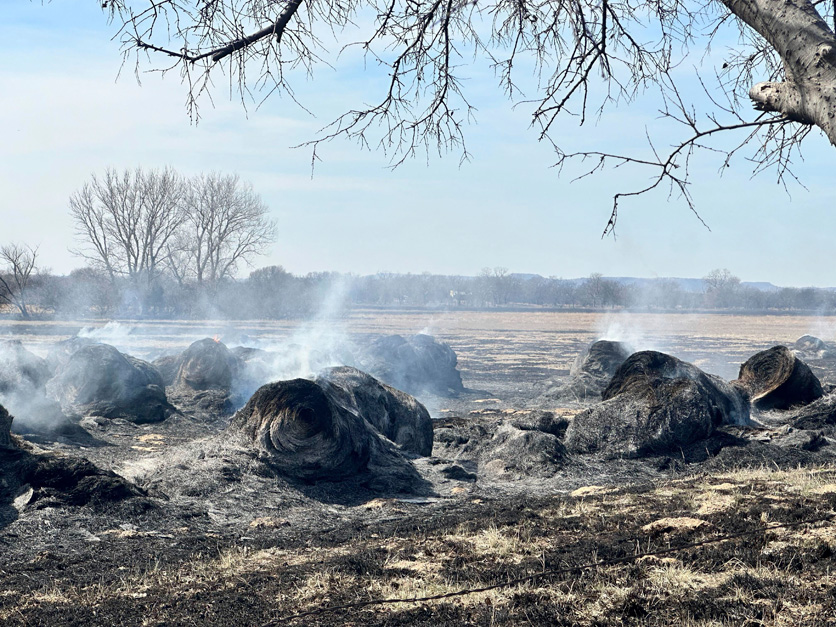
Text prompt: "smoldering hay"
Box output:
[[45, 343, 173, 424], [229, 370, 431, 492], [734, 345, 824, 411], [317, 366, 433, 456], [544, 339, 631, 402], [565, 351, 751, 458]]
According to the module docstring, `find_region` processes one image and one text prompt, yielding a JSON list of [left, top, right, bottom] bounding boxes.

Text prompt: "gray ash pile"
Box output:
[[565, 351, 750, 458], [543, 339, 631, 403], [733, 345, 823, 411], [358, 334, 464, 397], [229, 370, 430, 493]]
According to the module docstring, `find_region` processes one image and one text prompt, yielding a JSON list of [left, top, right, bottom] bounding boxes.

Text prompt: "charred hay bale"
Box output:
[[570, 340, 632, 380], [0, 341, 50, 394], [565, 351, 751, 458], [545, 340, 631, 403], [361, 334, 464, 396], [174, 338, 240, 392], [152, 353, 182, 387], [480, 422, 568, 477], [0, 403, 12, 449], [433, 410, 568, 477], [316, 366, 433, 456], [230, 379, 424, 492], [45, 336, 96, 375], [45, 343, 172, 424], [734, 345, 823, 411], [793, 335, 836, 360], [788, 393, 836, 430]]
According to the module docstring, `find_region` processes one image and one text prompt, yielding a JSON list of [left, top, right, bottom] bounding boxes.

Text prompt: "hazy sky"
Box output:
[[1, 3, 834, 286]]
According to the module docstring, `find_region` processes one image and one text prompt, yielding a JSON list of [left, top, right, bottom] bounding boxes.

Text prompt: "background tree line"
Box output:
[[2, 166, 835, 319], [4, 259, 836, 320]]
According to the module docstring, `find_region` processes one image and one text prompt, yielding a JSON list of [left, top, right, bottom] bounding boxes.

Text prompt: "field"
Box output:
[[2, 310, 836, 625]]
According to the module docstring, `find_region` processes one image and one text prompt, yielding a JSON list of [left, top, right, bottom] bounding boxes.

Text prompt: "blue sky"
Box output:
[[1, 2, 834, 286]]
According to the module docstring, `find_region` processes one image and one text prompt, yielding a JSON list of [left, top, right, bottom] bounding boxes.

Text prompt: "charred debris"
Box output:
[[4, 332, 836, 530]]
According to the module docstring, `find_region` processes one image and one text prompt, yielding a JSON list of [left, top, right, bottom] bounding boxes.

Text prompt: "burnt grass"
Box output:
[[2, 469, 836, 626], [3, 312, 836, 625]]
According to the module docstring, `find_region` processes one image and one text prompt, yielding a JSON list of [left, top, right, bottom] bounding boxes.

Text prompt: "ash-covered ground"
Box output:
[[3, 311, 836, 626]]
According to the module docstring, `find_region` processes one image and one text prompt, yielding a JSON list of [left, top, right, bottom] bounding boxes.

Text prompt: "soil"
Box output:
[[2, 310, 836, 626]]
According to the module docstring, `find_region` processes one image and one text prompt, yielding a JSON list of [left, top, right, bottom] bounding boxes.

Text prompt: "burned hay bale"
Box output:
[[316, 366, 433, 456], [565, 351, 751, 458], [230, 378, 425, 492], [359, 334, 464, 397], [788, 393, 836, 430], [793, 335, 836, 360], [0, 403, 12, 449], [45, 343, 173, 424], [734, 345, 823, 411], [433, 410, 568, 477], [161, 339, 246, 416], [479, 422, 567, 477], [544, 340, 631, 403], [45, 336, 96, 375], [152, 353, 182, 387], [174, 338, 240, 392]]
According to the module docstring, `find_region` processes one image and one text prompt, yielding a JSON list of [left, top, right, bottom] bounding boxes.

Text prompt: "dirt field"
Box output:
[[2, 310, 836, 626]]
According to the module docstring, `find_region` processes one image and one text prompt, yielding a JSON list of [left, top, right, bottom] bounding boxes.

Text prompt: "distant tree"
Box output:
[[170, 172, 277, 287], [69, 167, 186, 290], [479, 267, 517, 306], [0, 244, 39, 319], [703, 268, 742, 308]]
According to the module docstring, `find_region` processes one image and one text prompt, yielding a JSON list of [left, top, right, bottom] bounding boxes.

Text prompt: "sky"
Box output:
[[1, 2, 835, 287]]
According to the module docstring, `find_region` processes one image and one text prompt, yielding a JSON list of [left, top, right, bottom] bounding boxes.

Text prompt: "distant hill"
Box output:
[[509, 274, 783, 292]]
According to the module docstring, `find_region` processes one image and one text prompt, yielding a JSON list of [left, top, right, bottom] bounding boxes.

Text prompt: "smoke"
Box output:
[[595, 311, 662, 353], [0, 340, 67, 434], [233, 277, 354, 393], [78, 321, 137, 351]]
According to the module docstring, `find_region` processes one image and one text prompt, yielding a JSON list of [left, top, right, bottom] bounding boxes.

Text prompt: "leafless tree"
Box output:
[[171, 172, 277, 286], [69, 167, 186, 287], [99, 0, 836, 230], [0, 244, 39, 319]]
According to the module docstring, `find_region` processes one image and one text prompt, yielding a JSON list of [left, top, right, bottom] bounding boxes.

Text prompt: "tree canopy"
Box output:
[[100, 0, 836, 229]]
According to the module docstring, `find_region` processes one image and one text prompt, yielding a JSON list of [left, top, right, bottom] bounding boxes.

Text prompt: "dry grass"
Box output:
[[6, 464, 836, 625]]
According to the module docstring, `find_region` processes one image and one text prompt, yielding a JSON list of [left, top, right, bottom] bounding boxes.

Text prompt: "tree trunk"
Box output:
[[722, 0, 836, 144]]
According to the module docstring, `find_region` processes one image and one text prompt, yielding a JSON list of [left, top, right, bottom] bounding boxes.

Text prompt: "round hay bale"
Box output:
[[570, 339, 632, 380], [317, 366, 433, 456], [174, 338, 240, 391], [361, 334, 464, 396], [792, 335, 836, 360], [565, 351, 751, 458], [735, 345, 823, 411], [545, 339, 631, 403], [233, 378, 370, 481], [45, 343, 172, 424], [231, 378, 424, 491]]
